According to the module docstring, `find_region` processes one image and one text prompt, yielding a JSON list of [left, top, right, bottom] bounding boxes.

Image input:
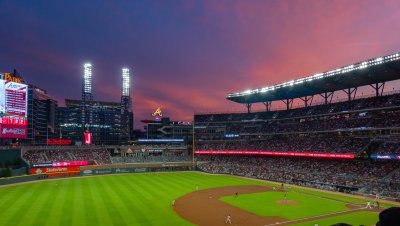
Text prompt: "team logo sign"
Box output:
[[151, 107, 162, 117]]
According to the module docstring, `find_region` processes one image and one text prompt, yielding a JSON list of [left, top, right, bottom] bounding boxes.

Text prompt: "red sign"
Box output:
[[29, 166, 81, 175], [52, 161, 88, 167], [195, 150, 355, 159], [84, 132, 92, 145], [47, 139, 72, 145], [0, 124, 26, 138], [0, 118, 27, 125]]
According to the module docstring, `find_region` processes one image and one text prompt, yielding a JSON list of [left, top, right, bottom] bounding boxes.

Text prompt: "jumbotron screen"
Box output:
[[0, 79, 28, 138]]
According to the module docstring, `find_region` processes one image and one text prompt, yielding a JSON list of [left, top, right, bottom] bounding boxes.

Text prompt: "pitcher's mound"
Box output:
[[276, 200, 298, 205]]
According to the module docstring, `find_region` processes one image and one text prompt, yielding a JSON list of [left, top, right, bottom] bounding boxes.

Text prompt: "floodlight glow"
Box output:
[[83, 63, 92, 94], [122, 68, 130, 96], [227, 51, 400, 98]]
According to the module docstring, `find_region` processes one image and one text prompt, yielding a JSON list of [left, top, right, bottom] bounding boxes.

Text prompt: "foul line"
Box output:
[[264, 207, 366, 226]]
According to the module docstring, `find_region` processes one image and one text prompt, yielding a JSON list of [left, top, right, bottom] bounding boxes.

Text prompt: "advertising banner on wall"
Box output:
[[29, 166, 81, 175], [0, 78, 28, 138]]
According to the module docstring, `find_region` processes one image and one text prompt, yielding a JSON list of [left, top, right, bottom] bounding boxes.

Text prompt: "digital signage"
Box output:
[[195, 150, 355, 159], [0, 78, 28, 138], [84, 132, 92, 145]]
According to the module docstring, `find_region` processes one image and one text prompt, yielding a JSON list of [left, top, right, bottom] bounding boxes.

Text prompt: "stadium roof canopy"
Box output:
[[227, 52, 400, 104]]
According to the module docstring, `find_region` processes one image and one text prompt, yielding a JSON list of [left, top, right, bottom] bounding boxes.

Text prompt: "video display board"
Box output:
[[0, 79, 28, 138]]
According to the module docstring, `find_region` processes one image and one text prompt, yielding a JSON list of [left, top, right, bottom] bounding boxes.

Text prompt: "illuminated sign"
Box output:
[[0, 73, 23, 84], [224, 134, 240, 138], [152, 107, 162, 121], [84, 132, 92, 145], [0, 79, 28, 138], [195, 150, 355, 159], [152, 107, 162, 117], [47, 139, 72, 145], [138, 138, 184, 143], [371, 155, 400, 160]]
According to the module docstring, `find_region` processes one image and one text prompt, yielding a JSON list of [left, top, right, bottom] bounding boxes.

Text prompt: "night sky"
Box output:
[[1, 0, 400, 129]]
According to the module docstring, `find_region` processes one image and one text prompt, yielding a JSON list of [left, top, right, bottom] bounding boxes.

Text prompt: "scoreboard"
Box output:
[[0, 78, 28, 138]]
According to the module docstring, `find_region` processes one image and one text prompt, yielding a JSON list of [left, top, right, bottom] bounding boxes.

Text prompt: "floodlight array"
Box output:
[[83, 63, 92, 94], [122, 68, 130, 96], [227, 52, 400, 98]]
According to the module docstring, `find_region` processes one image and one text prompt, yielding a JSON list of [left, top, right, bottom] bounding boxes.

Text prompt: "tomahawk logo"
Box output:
[[35, 168, 43, 174]]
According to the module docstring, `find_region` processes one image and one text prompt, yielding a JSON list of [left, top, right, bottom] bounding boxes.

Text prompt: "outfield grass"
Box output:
[[0, 172, 392, 226], [0, 172, 261, 226]]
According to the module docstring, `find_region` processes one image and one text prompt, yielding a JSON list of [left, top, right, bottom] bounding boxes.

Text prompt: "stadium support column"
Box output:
[[299, 95, 314, 107], [245, 103, 252, 113], [343, 88, 357, 101], [369, 82, 385, 97], [319, 92, 334, 105], [282, 99, 293, 110], [262, 101, 272, 111]]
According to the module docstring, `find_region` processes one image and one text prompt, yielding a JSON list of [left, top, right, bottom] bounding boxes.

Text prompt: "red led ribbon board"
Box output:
[[195, 150, 355, 159]]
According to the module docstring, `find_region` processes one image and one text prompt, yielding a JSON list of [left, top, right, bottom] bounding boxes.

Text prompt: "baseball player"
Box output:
[[225, 214, 232, 224], [172, 200, 175, 206], [366, 201, 372, 209], [284, 192, 287, 204]]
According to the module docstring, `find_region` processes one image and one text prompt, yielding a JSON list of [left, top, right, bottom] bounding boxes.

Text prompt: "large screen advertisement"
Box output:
[[0, 79, 28, 138]]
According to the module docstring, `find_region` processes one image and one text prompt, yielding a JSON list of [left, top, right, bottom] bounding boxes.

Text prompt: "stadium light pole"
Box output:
[[192, 117, 195, 166]]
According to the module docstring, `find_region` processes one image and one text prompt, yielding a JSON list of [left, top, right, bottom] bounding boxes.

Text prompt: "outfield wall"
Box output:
[[80, 162, 195, 176]]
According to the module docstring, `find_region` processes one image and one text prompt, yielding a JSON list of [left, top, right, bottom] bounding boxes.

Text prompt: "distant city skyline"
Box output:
[[1, 0, 400, 128]]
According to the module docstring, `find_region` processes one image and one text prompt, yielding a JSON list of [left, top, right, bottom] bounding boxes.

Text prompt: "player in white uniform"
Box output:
[[172, 200, 175, 206], [225, 214, 232, 224], [366, 201, 372, 209]]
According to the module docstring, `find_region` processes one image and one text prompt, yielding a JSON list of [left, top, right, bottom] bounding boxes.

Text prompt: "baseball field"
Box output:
[[0, 172, 395, 225]]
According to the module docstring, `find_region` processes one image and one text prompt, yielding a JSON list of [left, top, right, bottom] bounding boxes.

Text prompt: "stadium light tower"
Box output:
[[83, 63, 92, 95], [122, 68, 130, 97], [121, 67, 133, 143], [82, 63, 93, 136]]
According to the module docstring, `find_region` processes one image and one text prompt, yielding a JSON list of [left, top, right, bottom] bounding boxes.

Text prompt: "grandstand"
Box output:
[[195, 52, 400, 201]]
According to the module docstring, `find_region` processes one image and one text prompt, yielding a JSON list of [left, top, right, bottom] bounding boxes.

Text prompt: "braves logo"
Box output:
[[151, 107, 162, 117]]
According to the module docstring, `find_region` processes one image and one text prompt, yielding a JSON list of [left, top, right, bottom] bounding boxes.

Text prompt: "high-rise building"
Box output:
[[26, 85, 58, 145]]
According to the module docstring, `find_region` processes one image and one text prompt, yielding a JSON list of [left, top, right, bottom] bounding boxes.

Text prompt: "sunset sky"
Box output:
[[1, 0, 400, 128]]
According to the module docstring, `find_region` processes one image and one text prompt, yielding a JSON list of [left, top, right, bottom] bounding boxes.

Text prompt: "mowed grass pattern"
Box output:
[[0, 172, 261, 226]]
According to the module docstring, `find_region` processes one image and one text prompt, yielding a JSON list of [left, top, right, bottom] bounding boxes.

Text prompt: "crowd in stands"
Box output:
[[196, 155, 400, 199], [196, 135, 370, 154], [23, 148, 112, 165], [111, 152, 191, 164]]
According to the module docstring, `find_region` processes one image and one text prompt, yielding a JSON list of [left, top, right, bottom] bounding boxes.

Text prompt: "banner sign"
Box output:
[[47, 139, 72, 145], [53, 161, 88, 167], [195, 150, 355, 159], [84, 132, 92, 145], [29, 166, 81, 175], [370, 155, 400, 160], [0, 124, 26, 138], [32, 162, 53, 168]]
